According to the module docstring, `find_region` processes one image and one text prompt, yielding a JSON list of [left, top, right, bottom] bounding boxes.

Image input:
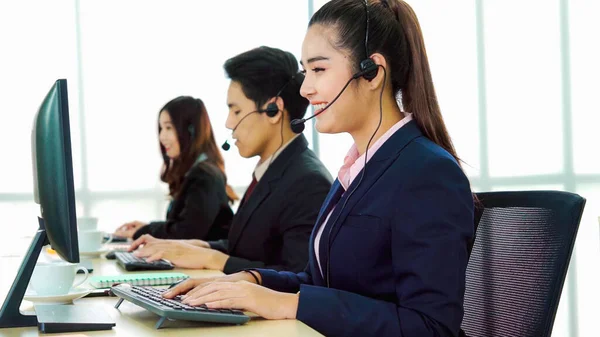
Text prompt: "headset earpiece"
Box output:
[[264, 103, 279, 118], [353, 58, 379, 81], [359, 58, 378, 81], [188, 125, 195, 138]]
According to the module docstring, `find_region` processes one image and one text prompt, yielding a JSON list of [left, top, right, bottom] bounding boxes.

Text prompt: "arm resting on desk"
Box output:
[[256, 267, 313, 293]]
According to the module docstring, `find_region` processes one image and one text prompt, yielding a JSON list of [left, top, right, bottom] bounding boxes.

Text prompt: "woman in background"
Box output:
[[114, 96, 237, 241]]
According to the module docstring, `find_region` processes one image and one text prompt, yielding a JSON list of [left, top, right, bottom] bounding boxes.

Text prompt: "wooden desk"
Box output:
[[0, 253, 322, 337]]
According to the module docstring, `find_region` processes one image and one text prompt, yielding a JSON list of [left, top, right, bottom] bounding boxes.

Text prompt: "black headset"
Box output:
[[262, 74, 296, 118], [357, 0, 379, 81], [221, 75, 297, 151], [290, 0, 379, 134], [323, 0, 387, 288]]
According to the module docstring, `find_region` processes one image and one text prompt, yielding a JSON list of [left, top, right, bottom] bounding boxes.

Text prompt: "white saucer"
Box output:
[[79, 246, 110, 257], [24, 287, 92, 305]]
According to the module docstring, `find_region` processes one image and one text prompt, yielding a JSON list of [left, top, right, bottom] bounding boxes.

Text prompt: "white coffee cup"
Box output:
[[77, 217, 98, 231], [30, 261, 89, 296], [78, 230, 111, 252]]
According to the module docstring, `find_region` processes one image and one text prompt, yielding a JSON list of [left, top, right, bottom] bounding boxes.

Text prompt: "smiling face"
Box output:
[[158, 110, 180, 159], [225, 81, 273, 158], [300, 24, 369, 135]]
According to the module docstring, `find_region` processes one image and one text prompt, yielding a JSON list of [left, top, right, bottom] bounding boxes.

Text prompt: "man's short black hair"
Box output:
[[224, 46, 308, 121]]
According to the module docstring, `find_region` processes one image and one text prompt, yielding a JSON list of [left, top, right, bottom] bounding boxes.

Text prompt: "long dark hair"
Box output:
[[310, 0, 461, 166], [159, 96, 238, 202]]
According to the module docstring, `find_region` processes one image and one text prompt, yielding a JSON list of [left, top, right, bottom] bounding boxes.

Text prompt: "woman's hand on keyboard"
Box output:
[[162, 272, 257, 299], [174, 280, 299, 320]]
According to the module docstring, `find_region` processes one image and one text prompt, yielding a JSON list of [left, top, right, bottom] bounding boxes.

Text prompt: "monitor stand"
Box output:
[[0, 217, 47, 328]]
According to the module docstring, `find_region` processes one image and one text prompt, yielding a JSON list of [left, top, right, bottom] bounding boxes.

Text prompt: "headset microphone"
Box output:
[[221, 140, 231, 151], [221, 110, 261, 151], [290, 69, 366, 133]]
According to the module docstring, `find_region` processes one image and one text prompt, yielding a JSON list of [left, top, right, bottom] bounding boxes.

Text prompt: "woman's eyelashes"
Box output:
[[300, 67, 325, 74]]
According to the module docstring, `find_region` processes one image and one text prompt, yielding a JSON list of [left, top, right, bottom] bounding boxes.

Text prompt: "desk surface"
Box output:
[[0, 246, 322, 337]]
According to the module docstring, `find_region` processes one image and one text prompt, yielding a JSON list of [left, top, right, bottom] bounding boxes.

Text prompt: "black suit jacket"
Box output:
[[133, 161, 233, 241], [209, 135, 332, 274]]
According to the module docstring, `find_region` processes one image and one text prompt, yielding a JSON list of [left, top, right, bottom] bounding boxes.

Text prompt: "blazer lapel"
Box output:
[[320, 120, 423, 277], [228, 135, 310, 252], [309, 180, 344, 285], [314, 180, 345, 233]]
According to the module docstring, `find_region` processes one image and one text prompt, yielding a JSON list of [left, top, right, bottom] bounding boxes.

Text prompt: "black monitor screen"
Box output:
[[31, 79, 78, 262]]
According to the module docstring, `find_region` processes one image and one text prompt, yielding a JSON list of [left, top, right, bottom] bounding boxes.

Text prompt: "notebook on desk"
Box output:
[[89, 272, 189, 289]]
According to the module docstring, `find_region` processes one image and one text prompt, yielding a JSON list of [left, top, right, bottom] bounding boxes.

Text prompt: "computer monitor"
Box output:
[[0, 79, 80, 328], [32, 78, 79, 262]]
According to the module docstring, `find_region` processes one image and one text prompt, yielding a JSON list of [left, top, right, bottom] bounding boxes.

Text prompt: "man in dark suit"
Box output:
[[129, 46, 332, 274]]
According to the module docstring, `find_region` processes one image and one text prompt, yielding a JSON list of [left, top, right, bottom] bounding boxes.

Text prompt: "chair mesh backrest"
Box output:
[[462, 191, 585, 337]]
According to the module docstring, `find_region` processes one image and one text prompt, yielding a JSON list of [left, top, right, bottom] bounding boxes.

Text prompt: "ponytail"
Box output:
[[387, 0, 461, 166]]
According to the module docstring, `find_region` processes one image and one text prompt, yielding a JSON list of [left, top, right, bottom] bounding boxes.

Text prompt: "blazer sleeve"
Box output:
[[133, 167, 226, 240], [222, 172, 332, 274], [254, 264, 314, 293], [207, 239, 229, 253], [293, 157, 474, 337], [135, 220, 167, 237]]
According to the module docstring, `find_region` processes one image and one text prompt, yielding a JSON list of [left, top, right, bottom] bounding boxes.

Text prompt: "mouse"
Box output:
[[105, 251, 117, 260]]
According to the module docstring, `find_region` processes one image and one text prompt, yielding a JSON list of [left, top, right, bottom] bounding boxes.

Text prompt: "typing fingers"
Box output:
[[145, 251, 163, 263], [181, 282, 230, 304], [183, 286, 241, 307], [163, 278, 203, 298], [132, 242, 158, 258], [129, 234, 154, 251], [182, 279, 219, 298]]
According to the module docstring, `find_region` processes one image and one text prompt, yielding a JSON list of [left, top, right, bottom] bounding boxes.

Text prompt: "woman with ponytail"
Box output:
[[163, 2, 474, 336], [114, 96, 238, 241]]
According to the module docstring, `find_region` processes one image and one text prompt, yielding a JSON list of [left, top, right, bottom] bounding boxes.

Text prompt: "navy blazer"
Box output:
[[257, 120, 474, 337]]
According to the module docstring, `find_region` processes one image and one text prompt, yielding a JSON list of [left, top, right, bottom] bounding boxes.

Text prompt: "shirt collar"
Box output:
[[338, 113, 413, 190]]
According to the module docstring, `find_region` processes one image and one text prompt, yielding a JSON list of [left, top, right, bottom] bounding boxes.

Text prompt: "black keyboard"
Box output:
[[111, 284, 250, 328], [115, 251, 174, 271]]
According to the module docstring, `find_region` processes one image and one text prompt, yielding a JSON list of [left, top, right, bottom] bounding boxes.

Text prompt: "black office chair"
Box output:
[[461, 191, 586, 337]]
